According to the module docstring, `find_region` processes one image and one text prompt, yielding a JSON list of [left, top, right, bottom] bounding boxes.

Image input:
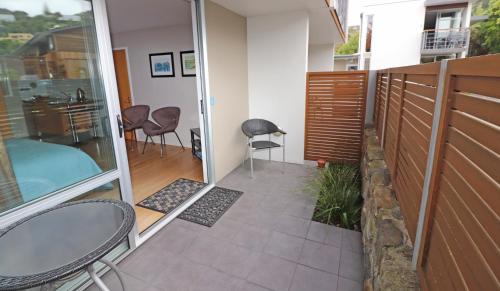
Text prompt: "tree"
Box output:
[[469, 0, 500, 55], [335, 29, 359, 55]]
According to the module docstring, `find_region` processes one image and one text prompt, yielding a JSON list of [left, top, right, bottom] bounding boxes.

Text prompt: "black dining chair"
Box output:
[[142, 107, 184, 157], [241, 118, 286, 177]]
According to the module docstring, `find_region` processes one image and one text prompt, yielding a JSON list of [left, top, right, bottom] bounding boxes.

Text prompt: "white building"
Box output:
[[357, 0, 472, 70]]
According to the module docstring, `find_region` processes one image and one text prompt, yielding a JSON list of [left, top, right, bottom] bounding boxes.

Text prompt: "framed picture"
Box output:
[[149, 52, 175, 78], [180, 50, 196, 77]]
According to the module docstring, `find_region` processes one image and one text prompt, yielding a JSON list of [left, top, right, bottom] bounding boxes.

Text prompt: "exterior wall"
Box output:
[[205, 0, 249, 181], [308, 44, 334, 72], [111, 25, 198, 147], [333, 57, 358, 71], [359, 0, 426, 70], [247, 11, 309, 164]]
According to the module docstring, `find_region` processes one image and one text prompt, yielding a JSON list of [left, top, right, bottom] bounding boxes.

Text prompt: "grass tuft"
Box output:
[[308, 163, 362, 230]]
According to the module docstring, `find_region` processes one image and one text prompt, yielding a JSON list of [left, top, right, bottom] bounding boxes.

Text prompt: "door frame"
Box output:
[[0, 0, 215, 256], [93, 0, 216, 246], [111, 47, 136, 108]]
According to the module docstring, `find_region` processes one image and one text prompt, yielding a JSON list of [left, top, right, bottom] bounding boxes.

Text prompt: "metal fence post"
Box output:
[[412, 59, 448, 268]]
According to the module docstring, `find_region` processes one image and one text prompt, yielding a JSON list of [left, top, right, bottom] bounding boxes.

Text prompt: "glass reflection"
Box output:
[[0, 0, 116, 214]]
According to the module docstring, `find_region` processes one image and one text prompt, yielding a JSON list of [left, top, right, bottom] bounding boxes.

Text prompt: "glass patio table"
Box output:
[[0, 200, 135, 291]]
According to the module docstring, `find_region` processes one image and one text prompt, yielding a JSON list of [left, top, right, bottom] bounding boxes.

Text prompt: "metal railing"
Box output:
[[421, 28, 470, 55]]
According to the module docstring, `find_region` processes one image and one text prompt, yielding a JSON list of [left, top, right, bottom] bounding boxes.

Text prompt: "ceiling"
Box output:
[[105, 0, 192, 34], [210, 0, 343, 45], [105, 0, 343, 45]]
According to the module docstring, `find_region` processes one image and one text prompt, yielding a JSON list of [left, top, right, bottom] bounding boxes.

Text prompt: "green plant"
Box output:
[[335, 27, 359, 55], [309, 163, 362, 230]]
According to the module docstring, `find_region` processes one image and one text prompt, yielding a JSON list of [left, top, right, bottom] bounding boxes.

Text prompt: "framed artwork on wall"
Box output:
[[180, 50, 196, 77], [149, 52, 175, 78]]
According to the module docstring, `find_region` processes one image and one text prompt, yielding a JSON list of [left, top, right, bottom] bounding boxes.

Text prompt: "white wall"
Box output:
[[247, 11, 309, 164], [111, 24, 199, 147], [360, 0, 426, 70], [308, 44, 334, 71], [205, 1, 249, 181]]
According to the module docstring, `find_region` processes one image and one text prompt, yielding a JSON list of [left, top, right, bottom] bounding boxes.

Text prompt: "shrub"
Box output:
[[309, 163, 362, 230]]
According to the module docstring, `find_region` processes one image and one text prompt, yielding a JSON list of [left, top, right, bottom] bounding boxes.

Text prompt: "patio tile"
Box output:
[[151, 256, 209, 290], [204, 219, 245, 241], [264, 231, 305, 262], [337, 276, 363, 291], [341, 229, 362, 254], [119, 245, 180, 283], [325, 225, 344, 248], [182, 236, 228, 266], [298, 240, 341, 274], [247, 253, 297, 291], [273, 214, 310, 238], [339, 249, 363, 282], [289, 265, 338, 291], [211, 243, 261, 278], [306, 221, 330, 243], [149, 222, 198, 254], [232, 224, 273, 252], [170, 218, 210, 233], [86, 269, 159, 291], [259, 196, 289, 214], [283, 202, 315, 220], [238, 282, 273, 291], [191, 266, 246, 291]]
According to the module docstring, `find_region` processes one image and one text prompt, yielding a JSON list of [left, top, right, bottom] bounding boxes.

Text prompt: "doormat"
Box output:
[[137, 178, 206, 214], [179, 186, 243, 227]]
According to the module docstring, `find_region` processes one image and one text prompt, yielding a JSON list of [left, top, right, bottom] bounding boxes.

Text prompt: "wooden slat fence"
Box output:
[[373, 54, 500, 291], [304, 71, 368, 162]]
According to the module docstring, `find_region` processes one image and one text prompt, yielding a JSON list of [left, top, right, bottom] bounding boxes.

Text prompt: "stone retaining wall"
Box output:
[[360, 128, 419, 291]]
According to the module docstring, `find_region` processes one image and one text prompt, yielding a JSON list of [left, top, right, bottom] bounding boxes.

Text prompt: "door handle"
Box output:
[[117, 114, 124, 138]]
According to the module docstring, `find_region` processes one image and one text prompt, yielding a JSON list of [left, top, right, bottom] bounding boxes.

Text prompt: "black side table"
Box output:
[[0, 199, 135, 291], [190, 128, 202, 160]]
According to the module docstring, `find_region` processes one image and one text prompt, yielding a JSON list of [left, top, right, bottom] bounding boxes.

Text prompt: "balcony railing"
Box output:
[[331, 0, 348, 36], [421, 28, 470, 55]]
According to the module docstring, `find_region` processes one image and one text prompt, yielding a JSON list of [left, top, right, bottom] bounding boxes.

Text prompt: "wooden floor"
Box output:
[[126, 140, 204, 232]]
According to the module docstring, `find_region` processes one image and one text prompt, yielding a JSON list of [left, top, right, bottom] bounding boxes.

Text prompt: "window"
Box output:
[[0, 0, 116, 214]]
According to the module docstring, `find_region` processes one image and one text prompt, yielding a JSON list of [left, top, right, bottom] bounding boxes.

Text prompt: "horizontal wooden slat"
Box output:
[[305, 71, 367, 162]]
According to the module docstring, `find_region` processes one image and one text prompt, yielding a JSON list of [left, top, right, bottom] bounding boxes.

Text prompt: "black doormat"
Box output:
[[179, 186, 243, 227], [137, 178, 206, 214]]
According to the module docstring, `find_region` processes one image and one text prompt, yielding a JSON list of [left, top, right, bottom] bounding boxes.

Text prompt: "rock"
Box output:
[[378, 248, 419, 291], [361, 128, 419, 291], [377, 220, 403, 247]]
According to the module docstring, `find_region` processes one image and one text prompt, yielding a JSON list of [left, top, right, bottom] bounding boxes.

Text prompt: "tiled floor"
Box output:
[[87, 160, 363, 291]]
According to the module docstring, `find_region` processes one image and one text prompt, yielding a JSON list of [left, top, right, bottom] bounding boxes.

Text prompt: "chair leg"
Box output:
[[282, 134, 286, 174], [268, 134, 271, 162], [160, 135, 164, 158], [134, 130, 138, 149], [249, 139, 254, 178], [174, 131, 185, 150], [142, 135, 149, 154]]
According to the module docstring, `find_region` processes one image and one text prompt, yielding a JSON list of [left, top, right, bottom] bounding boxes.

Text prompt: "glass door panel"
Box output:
[[0, 0, 117, 214]]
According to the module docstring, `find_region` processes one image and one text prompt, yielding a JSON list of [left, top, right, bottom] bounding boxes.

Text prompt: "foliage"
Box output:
[[469, 0, 500, 55], [309, 163, 362, 230], [0, 8, 82, 55], [0, 39, 23, 55], [335, 28, 359, 55]]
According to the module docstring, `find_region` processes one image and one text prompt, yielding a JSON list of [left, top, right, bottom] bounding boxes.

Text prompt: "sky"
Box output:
[[348, 0, 362, 27], [0, 0, 91, 16]]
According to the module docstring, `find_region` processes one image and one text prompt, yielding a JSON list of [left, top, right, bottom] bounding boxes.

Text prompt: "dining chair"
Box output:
[[142, 107, 184, 157], [241, 118, 286, 178], [122, 105, 150, 148]]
